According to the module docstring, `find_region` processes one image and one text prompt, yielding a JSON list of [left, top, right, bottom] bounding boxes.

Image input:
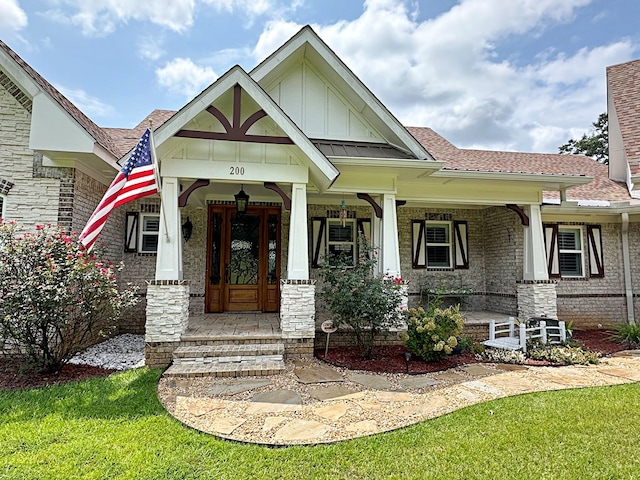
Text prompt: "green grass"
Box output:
[[1, 369, 639, 479]]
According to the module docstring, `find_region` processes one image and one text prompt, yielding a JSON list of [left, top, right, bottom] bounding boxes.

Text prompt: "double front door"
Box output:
[[205, 205, 281, 312]]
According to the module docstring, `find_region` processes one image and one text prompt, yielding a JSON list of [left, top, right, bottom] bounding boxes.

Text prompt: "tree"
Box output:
[[559, 112, 608, 164], [0, 221, 138, 373]]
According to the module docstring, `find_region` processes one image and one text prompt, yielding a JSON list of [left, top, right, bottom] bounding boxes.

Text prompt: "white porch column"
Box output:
[[371, 208, 382, 276], [155, 176, 183, 280], [522, 204, 549, 281], [381, 193, 401, 277], [287, 182, 309, 280]]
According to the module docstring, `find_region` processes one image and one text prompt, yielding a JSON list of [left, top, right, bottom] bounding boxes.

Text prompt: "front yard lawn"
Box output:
[[1, 368, 639, 479]]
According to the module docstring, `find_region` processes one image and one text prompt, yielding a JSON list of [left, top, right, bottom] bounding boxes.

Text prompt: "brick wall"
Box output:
[[554, 222, 627, 328], [482, 207, 520, 314]]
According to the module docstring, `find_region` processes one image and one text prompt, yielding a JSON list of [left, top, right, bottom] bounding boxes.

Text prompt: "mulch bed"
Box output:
[[0, 329, 630, 391], [0, 358, 116, 392], [316, 329, 629, 374]]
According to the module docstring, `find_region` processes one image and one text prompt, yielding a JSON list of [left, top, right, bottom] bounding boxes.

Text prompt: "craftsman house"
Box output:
[[1, 27, 640, 372]]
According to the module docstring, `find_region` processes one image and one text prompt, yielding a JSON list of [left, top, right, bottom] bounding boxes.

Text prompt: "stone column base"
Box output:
[[517, 281, 558, 319], [145, 280, 190, 368], [280, 280, 316, 358]]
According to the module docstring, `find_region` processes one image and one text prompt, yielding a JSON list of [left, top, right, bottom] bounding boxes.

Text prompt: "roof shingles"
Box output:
[[407, 126, 630, 202]]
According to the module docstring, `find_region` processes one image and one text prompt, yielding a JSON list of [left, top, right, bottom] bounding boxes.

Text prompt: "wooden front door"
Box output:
[[205, 205, 280, 312]]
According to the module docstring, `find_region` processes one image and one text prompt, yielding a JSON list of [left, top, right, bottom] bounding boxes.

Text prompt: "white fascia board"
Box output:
[[154, 66, 339, 192], [0, 49, 40, 97], [250, 26, 434, 162], [329, 156, 445, 171], [433, 169, 593, 188]]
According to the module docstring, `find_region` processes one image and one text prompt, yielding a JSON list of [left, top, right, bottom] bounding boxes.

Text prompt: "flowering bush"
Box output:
[[0, 221, 138, 373], [403, 304, 464, 362], [526, 344, 600, 365], [475, 348, 526, 364], [318, 236, 405, 359]]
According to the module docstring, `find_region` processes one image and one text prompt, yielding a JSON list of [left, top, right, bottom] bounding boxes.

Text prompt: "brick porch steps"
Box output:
[[164, 342, 286, 378]]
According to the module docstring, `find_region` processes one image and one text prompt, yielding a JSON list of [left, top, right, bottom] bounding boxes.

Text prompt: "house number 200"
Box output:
[[229, 166, 245, 175]]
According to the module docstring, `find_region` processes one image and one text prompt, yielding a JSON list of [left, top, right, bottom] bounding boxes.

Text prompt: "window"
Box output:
[[425, 222, 452, 268], [326, 219, 356, 264], [558, 227, 584, 277], [139, 214, 160, 253], [0, 194, 5, 219], [412, 219, 468, 269], [544, 224, 603, 278], [310, 217, 371, 267]]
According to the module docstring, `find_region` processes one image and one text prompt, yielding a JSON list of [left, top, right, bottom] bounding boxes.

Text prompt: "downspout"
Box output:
[[621, 213, 636, 325]]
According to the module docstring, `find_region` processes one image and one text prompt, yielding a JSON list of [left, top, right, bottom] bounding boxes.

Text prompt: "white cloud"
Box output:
[[138, 35, 165, 61], [55, 85, 115, 118], [251, 0, 637, 153], [46, 0, 197, 36], [156, 57, 217, 98], [45, 0, 302, 37], [0, 0, 28, 32]]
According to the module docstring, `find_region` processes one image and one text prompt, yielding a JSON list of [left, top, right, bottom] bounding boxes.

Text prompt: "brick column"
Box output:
[[517, 281, 557, 320], [280, 279, 316, 358], [145, 280, 189, 368]]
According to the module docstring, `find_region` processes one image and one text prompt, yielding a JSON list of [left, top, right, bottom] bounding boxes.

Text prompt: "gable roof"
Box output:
[[251, 26, 434, 162], [407, 126, 629, 202], [104, 109, 176, 157], [0, 39, 120, 159], [607, 59, 640, 174], [153, 65, 339, 192]]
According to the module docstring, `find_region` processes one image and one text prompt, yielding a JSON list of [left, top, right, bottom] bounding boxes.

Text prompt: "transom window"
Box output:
[[426, 221, 452, 268], [139, 214, 160, 253], [557, 227, 584, 277]]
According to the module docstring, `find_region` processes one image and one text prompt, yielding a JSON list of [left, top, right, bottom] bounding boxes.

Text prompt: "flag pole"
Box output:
[[149, 120, 170, 243]]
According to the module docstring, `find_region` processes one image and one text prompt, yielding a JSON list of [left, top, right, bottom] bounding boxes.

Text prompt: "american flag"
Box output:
[[79, 128, 159, 251]]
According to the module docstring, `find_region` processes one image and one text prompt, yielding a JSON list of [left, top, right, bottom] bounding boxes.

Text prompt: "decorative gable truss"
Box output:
[[543, 224, 604, 278]]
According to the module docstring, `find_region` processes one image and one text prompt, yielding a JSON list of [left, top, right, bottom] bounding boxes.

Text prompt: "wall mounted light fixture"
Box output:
[[181, 217, 193, 242]]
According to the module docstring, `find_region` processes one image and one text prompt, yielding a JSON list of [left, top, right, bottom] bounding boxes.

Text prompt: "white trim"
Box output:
[[0, 193, 6, 219]]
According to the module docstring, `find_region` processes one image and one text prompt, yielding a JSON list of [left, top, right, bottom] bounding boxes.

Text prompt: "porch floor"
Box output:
[[183, 310, 512, 341], [183, 313, 281, 341]]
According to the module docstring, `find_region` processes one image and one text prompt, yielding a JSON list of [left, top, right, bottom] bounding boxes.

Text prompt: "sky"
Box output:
[[0, 0, 638, 154]]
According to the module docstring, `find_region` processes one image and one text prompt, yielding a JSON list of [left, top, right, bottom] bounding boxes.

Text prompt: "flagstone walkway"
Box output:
[[157, 350, 640, 446]]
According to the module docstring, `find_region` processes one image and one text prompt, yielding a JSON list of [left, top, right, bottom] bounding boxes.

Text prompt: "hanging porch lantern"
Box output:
[[235, 185, 250, 214]]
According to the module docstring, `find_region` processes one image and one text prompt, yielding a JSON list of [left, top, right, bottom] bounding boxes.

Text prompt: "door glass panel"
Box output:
[[229, 213, 259, 285], [267, 213, 278, 285], [210, 212, 222, 285]]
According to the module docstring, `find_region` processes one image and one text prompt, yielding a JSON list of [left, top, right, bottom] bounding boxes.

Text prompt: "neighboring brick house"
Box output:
[[2, 27, 640, 364]]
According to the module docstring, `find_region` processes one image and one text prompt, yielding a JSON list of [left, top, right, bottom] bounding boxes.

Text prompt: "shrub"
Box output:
[[526, 343, 600, 365], [404, 304, 464, 362], [611, 323, 640, 347], [317, 237, 405, 360], [476, 348, 526, 364], [0, 221, 138, 373]]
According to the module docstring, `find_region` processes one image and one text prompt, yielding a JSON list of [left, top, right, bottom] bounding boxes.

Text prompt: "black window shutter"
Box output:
[[310, 217, 326, 268], [412, 220, 426, 268], [543, 224, 560, 278], [587, 225, 604, 277], [125, 212, 139, 252], [454, 220, 469, 269]]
